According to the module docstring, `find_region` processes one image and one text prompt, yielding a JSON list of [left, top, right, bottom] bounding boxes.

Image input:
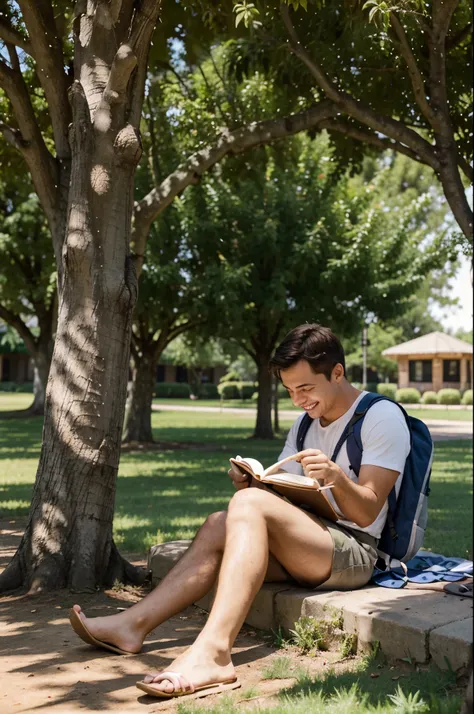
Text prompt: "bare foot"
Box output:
[[71, 604, 144, 654], [141, 641, 236, 695]]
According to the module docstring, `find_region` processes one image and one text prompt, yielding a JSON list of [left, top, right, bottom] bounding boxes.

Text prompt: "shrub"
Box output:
[[196, 382, 219, 399], [395, 387, 421, 404], [362, 382, 379, 393], [376, 383, 397, 400], [462, 389, 473, 406], [0, 381, 33, 393], [422, 390, 438, 405], [437, 388, 461, 405], [238, 381, 256, 400], [217, 382, 240, 399], [154, 382, 190, 398]]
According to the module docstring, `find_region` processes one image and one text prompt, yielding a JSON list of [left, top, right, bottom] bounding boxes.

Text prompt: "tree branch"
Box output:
[[0, 304, 37, 355], [0, 18, 33, 56], [127, 0, 163, 127], [280, 3, 439, 170], [457, 155, 473, 183], [18, 0, 71, 158], [389, 12, 436, 126], [446, 22, 472, 51], [132, 100, 339, 274], [0, 122, 27, 151], [318, 119, 430, 165], [0, 58, 58, 237]]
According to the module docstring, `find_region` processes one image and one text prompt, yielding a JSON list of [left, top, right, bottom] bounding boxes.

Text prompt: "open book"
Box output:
[[229, 453, 338, 522]]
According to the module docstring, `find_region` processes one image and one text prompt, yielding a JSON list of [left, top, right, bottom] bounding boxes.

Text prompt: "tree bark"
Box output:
[[273, 374, 280, 434], [29, 344, 51, 416], [0, 0, 161, 593], [254, 354, 274, 439], [122, 346, 158, 444]]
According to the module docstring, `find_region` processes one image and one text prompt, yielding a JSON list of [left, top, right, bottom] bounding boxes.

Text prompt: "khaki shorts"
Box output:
[[316, 517, 379, 591]]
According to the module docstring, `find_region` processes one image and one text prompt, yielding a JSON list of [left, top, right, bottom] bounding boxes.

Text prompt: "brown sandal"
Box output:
[[136, 671, 241, 699], [68, 608, 136, 655]]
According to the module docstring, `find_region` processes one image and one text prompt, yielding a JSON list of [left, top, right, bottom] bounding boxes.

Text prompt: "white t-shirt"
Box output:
[[278, 392, 411, 539]]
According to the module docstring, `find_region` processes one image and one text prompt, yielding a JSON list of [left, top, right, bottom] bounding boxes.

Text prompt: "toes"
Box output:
[[73, 604, 82, 614], [143, 674, 156, 684]]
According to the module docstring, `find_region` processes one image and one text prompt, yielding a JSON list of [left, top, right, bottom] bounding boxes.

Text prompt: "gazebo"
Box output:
[[382, 331, 473, 393]]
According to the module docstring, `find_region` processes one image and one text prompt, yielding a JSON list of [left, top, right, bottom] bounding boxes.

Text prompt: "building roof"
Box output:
[[382, 331, 473, 357]]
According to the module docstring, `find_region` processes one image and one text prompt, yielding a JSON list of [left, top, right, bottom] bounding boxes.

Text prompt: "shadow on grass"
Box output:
[[279, 655, 461, 712], [0, 407, 471, 557]]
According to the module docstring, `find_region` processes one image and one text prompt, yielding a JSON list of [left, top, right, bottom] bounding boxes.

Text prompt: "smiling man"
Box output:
[[69, 323, 410, 700]]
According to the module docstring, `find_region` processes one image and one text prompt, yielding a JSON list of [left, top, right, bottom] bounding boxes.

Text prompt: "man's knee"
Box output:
[[228, 486, 270, 517], [199, 510, 227, 547]]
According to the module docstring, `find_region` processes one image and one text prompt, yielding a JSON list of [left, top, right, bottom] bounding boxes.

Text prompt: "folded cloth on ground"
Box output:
[[372, 553, 473, 589]]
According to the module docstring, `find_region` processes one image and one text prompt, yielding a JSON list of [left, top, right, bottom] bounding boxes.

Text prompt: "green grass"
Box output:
[[153, 397, 473, 421], [176, 653, 462, 713], [0, 395, 471, 557]]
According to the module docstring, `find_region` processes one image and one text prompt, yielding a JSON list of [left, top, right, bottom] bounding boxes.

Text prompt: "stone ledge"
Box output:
[[148, 541, 473, 670], [430, 618, 473, 671]]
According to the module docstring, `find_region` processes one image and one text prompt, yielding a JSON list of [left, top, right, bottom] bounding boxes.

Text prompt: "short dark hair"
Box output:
[[269, 324, 346, 381]]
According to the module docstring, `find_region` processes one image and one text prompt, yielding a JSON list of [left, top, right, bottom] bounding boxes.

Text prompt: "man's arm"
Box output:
[[298, 451, 401, 528], [330, 460, 399, 528]]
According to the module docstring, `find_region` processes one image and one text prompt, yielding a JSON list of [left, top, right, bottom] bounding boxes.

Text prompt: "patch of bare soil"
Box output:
[[0, 518, 356, 713]]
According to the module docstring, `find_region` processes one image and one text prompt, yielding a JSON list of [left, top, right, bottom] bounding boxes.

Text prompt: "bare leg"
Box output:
[[71, 509, 291, 653], [143, 487, 334, 694]]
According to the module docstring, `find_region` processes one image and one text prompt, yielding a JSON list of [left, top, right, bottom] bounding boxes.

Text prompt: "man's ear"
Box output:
[[332, 363, 344, 383]]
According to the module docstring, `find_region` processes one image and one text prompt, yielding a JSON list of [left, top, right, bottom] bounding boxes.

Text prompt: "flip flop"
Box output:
[[136, 671, 241, 699], [68, 608, 135, 655], [444, 582, 473, 598]]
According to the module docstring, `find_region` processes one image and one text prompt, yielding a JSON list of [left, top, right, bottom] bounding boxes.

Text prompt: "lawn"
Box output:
[[152, 397, 473, 421], [0, 394, 472, 558]]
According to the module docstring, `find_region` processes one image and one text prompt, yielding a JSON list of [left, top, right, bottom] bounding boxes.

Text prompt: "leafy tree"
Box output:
[[0, 1, 340, 592], [181, 132, 447, 437], [0, 174, 56, 415], [455, 328, 473, 343], [228, 0, 473, 244]]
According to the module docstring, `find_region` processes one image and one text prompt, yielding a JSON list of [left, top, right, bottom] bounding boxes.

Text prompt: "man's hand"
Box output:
[[298, 449, 346, 488], [228, 463, 251, 490]]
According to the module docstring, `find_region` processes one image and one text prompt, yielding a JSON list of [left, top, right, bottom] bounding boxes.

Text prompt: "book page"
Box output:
[[231, 456, 265, 478], [263, 472, 316, 487]]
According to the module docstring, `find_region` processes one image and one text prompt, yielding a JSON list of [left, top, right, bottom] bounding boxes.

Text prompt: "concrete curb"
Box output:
[[148, 541, 473, 671]]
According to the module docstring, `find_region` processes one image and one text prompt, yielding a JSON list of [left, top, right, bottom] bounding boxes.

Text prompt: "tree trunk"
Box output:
[[29, 350, 50, 416], [273, 374, 280, 433], [253, 354, 274, 439], [0, 1, 160, 593], [122, 347, 158, 443]]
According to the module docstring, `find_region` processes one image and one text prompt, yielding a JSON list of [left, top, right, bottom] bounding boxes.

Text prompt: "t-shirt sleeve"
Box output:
[[277, 414, 305, 476], [360, 401, 410, 474]]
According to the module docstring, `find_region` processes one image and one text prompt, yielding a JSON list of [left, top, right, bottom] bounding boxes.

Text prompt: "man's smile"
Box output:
[[303, 401, 319, 411]]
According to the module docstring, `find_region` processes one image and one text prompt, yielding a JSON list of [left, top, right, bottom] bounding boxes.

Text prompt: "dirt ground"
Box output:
[[0, 518, 353, 714]]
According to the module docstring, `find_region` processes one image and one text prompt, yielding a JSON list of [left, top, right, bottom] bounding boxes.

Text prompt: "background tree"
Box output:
[[228, 0, 473, 242], [182, 131, 448, 438], [0, 1, 339, 592], [0, 178, 56, 416]]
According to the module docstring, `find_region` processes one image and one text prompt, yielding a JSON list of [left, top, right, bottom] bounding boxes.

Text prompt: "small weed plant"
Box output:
[[289, 616, 328, 653]]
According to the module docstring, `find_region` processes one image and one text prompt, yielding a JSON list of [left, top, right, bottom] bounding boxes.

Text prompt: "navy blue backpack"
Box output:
[[296, 393, 434, 570]]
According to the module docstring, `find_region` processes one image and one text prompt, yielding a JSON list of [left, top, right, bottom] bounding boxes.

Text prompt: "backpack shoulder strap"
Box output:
[[296, 413, 313, 451], [331, 393, 389, 467], [347, 394, 413, 477]]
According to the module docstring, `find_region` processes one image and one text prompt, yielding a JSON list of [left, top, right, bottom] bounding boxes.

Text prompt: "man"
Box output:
[[69, 323, 410, 698]]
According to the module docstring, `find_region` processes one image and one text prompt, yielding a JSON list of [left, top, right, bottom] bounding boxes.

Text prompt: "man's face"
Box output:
[[280, 359, 341, 420]]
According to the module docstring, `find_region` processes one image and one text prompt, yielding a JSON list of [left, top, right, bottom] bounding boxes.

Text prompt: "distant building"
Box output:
[[382, 331, 473, 393], [0, 338, 226, 386], [0, 341, 33, 384]]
